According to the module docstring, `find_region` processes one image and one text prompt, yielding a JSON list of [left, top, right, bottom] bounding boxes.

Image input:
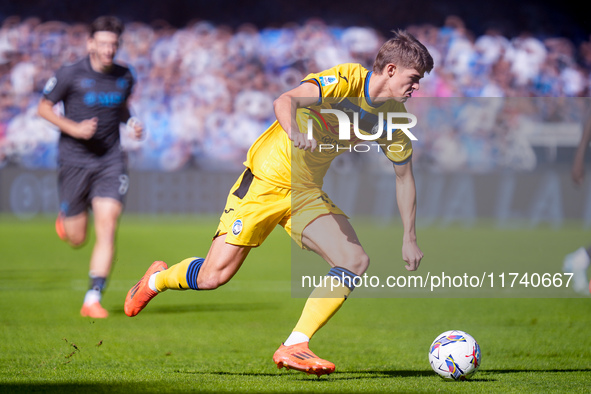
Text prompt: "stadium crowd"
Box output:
[[0, 15, 589, 171]]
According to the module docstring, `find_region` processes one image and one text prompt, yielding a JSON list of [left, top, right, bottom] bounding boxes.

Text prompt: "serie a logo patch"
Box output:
[[232, 219, 243, 236], [319, 75, 337, 87], [43, 77, 57, 94]]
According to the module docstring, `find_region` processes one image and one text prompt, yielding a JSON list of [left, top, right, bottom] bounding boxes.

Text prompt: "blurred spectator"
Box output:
[[506, 32, 547, 87], [0, 15, 589, 172]]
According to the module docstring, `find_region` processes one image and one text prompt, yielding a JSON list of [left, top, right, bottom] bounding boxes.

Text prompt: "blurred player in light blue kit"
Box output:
[[562, 109, 591, 295]]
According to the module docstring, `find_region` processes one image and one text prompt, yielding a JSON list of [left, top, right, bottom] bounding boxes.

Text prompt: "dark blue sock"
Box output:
[[186, 258, 205, 290], [89, 276, 107, 293], [327, 266, 360, 291]]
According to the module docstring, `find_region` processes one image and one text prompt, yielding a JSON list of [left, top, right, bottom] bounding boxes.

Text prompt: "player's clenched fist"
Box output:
[[291, 132, 317, 152], [402, 240, 423, 271], [75, 117, 98, 140], [127, 117, 144, 140]]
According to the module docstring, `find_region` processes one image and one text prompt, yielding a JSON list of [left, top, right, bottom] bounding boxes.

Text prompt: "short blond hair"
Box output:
[[373, 29, 434, 75]]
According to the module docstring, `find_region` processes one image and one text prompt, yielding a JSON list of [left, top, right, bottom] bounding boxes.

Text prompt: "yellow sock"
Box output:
[[155, 257, 203, 292], [292, 267, 358, 339], [292, 283, 351, 338]]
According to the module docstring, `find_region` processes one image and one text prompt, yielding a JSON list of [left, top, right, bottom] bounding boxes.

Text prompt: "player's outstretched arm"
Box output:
[[38, 98, 97, 140], [394, 160, 423, 271], [273, 82, 320, 151]]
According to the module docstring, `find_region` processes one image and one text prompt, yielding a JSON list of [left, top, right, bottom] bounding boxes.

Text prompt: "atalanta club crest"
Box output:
[[232, 219, 243, 236]]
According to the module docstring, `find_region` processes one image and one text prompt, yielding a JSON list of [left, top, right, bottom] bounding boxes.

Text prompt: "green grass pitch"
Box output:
[[0, 214, 590, 393]]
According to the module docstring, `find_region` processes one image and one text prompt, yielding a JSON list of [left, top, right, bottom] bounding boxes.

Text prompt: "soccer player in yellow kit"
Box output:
[[125, 30, 433, 376]]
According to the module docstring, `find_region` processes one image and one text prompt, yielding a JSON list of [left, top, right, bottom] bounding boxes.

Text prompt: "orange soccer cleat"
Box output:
[[124, 260, 168, 317], [80, 301, 109, 318], [55, 212, 68, 242], [273, 342, 335, 376]]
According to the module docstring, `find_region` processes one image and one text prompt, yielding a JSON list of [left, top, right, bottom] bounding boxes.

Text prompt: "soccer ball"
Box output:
[[428, 330, 481, 381]]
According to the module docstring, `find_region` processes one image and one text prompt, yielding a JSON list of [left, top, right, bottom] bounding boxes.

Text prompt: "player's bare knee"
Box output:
[[341, 253, 369, 276], [68, 233, 87, 247]]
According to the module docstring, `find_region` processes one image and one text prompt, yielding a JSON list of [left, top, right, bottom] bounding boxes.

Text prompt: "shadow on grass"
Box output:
[[2, 368, 589, 392], [109, 302, 280, 315], [0, 383, 177, 394], [181, 369, 435, 381], [174, 367, 591, 382]]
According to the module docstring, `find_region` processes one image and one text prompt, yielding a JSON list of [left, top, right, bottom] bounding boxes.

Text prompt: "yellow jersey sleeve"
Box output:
[[380, 129, 413, 164], [301, 63, 365, 101], [378, 102, 413, 165]]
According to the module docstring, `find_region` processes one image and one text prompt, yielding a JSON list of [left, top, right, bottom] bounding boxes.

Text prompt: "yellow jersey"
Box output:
[[244, 63, 413, 190]]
